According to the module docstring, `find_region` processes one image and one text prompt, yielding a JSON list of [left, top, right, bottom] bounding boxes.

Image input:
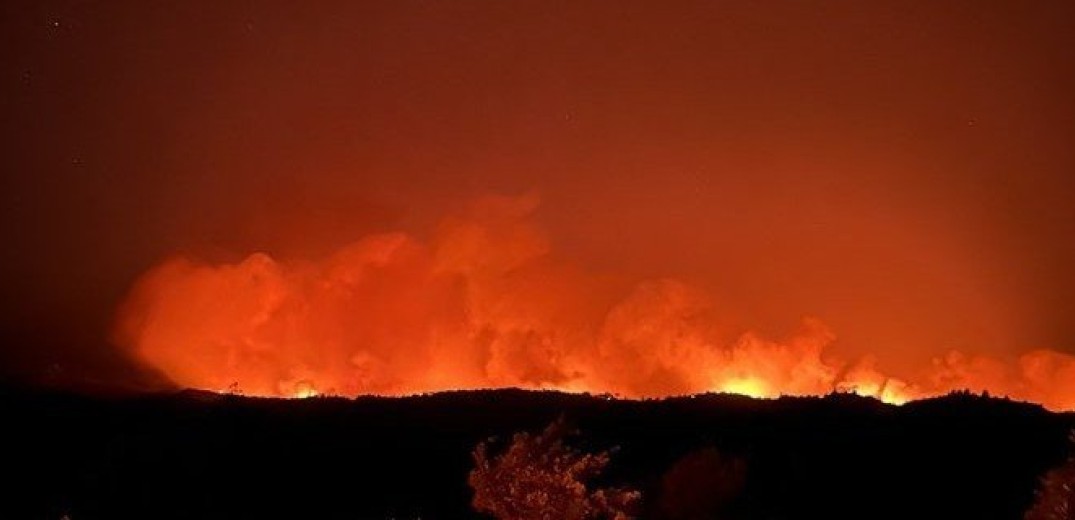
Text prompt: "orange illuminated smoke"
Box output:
[[114, 195, 1075, 409]]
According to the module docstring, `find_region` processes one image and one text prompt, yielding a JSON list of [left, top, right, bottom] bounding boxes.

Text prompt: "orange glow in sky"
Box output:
[[3, 3, 1074, 400]]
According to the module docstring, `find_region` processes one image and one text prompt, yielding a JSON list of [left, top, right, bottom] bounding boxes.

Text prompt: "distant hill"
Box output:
[[1, 386, 1072, 519]]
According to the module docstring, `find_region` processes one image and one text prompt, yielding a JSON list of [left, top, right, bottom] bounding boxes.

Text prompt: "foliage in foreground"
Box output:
[[1026, 431, 1075, 520], [469, 418, 641, 520]]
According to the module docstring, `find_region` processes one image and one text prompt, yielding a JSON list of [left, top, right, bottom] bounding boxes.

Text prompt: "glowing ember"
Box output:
[[718, 377, 770, 399], [113, 195, 1075, 410], [292, 381, 319, 399]]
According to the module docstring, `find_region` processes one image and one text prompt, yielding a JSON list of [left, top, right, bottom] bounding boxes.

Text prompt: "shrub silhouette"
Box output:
[[1026, 431, 1075, 520], [469, 417, 641, 519], [656, 447, 746, 520]]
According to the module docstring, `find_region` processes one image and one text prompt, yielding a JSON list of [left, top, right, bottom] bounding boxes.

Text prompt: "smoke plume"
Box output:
[[114, 194, 1075, 409]]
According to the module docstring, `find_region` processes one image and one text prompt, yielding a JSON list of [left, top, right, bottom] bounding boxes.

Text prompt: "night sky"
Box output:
[[2, 1, 1074, 390]]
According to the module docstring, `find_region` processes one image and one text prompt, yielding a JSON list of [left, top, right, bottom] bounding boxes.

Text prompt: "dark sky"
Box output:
[[2, 0, 1074, 389]]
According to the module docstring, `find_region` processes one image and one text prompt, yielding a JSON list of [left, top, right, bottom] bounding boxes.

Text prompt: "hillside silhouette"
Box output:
[[2, 385, 1073, 519]]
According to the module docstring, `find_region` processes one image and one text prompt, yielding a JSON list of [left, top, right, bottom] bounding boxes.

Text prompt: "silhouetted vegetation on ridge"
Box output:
[[0, 385, 1073, 519]]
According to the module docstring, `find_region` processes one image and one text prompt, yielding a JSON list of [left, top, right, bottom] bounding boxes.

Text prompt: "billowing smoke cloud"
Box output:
[[114, 194, 1075, 409]]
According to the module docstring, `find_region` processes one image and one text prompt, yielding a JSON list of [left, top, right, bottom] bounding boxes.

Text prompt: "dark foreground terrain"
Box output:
[[2, 385, 1073, 520]]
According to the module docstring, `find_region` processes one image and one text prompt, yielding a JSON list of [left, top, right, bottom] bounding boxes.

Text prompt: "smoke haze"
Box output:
[[2, 1, 1075, 402]]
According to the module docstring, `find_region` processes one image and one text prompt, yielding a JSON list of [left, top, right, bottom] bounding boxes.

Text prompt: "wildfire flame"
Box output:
[[114, 195, 1075, 410]]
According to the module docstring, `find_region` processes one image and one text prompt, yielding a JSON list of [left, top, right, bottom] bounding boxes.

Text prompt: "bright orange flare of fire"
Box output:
[[114, 195, 1075, 410]]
